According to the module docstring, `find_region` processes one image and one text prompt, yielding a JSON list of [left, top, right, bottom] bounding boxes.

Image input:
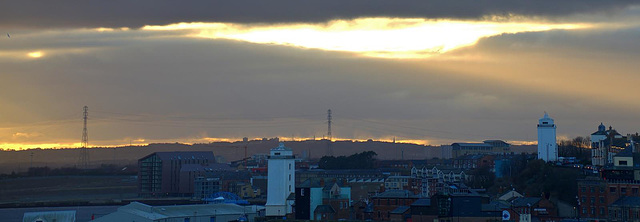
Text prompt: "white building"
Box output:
[[537, 112, 558, 162], [266, 143, 295, 217], [590, 123, 626, 166]]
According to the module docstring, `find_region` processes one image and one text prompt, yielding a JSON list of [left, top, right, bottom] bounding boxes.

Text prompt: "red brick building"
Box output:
[[371, 190, 420, 221]]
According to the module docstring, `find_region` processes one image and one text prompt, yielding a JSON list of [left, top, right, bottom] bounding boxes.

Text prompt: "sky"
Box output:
[[1, 1, 640, 149]]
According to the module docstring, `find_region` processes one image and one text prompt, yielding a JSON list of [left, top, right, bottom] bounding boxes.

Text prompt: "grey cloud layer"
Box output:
[[2, 24, 640, 145], [1, 0, 637, 29]]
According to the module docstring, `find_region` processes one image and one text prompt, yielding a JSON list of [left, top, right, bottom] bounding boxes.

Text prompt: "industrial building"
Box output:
[[92, 202, 262, 222]]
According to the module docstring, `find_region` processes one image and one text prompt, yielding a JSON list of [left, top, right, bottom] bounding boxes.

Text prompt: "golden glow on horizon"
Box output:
[[27, 51, 43, 58], [143, 17, 588, 58], [0, 137, 538, 150], [0, 142, 83, 150]]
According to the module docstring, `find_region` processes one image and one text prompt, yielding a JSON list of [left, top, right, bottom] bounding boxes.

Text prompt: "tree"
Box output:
[[318, 151, 377, 169], [558, 136, 591, 164], [467, 166, 495, 189]]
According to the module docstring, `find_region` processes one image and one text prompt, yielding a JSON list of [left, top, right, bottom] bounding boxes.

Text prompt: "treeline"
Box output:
[[0, 164, 137, 179], [318, 151, 377, 169], [487, 154, 582, 204], [558, 136, 591, 164]]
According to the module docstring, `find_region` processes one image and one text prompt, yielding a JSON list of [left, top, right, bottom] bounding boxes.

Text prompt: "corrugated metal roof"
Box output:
[[117, 202, 254, 220]]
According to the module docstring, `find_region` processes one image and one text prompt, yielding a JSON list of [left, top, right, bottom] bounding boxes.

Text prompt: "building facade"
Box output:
[[138, 151, 215, 197], [451, 140, 511, 158], [591, 123, 628, 166]]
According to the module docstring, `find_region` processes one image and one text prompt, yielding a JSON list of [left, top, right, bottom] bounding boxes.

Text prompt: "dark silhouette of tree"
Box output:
[[558, 136, 591, 164], [512, 159, 581, 204], [467, 166, 495, 189], [319, 151, 377, 169]]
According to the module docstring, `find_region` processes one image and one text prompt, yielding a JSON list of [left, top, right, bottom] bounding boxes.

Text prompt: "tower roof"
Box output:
[[538, 112, 555, 126], [271, 142, 292, 151]]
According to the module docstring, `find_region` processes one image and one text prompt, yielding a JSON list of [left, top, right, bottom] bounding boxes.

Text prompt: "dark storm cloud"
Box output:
[[1, 0, 637, 29]]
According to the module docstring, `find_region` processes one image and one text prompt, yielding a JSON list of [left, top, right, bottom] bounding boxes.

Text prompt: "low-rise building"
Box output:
[[93, 202, 261, 222], [608, 196, 640, 221], [371, 190, 420, 221], [451, 140, 511, 158], [294, 179, 351, 220]]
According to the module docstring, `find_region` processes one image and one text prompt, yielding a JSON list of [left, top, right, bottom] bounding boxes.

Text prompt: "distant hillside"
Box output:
[[0, 139, 536, 174]]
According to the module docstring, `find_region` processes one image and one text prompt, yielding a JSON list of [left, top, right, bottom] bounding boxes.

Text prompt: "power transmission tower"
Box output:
[[327, 109, 332, 140], [79, 106, 89, 168], [327, 109, 333, 156]]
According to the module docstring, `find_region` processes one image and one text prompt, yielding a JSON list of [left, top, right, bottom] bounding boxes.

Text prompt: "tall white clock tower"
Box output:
[[537, 112, 558, 162]]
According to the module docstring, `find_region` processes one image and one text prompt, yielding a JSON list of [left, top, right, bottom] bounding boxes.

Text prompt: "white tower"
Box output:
[[266, 143, 295, 217], [537, 112, 558, 162]]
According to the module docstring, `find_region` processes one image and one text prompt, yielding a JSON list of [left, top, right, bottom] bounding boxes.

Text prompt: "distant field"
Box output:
[[0, 175, 137, 206]]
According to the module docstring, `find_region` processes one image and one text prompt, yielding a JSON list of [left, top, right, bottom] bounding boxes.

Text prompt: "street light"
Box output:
[[576, 195, 581, 221]]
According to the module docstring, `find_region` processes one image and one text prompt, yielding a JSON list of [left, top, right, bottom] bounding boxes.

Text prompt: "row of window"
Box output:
[[580, 186, 640, 195], [580, 196, 606, 204], [580, 186, 605, 193], [582, 206, 605, 216], [183, 217, 216, 222], [609, 187, 639, 194]]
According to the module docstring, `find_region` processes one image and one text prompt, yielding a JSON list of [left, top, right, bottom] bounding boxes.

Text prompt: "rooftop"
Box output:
[[372, 190, 420, 198], [511, 197, 542, 207], [141, 151, 215, 162], [610, 196, 640, 207], [114, 202, 256, 220]]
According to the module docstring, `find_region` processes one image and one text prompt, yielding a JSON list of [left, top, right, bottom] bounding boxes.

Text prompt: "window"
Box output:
[[289, 185, 291, 192], [621, 188, 627, 194], [590, 186, 595, 193], [590, 197, 595, 204], [581, 186, 586, 192], [210, 217, 216, 222], [600, 207, 605, 215], [185, 218, 190, 222], [289, 174, 291, 181], [591, 207, 595, 215], [633, 188, 639, 195], [619, 160, 628, 166], [600, 196, 605, 203], [610, 187, 617, 193], [289, 163, 291, 170], [582, 196, 587, 204]]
